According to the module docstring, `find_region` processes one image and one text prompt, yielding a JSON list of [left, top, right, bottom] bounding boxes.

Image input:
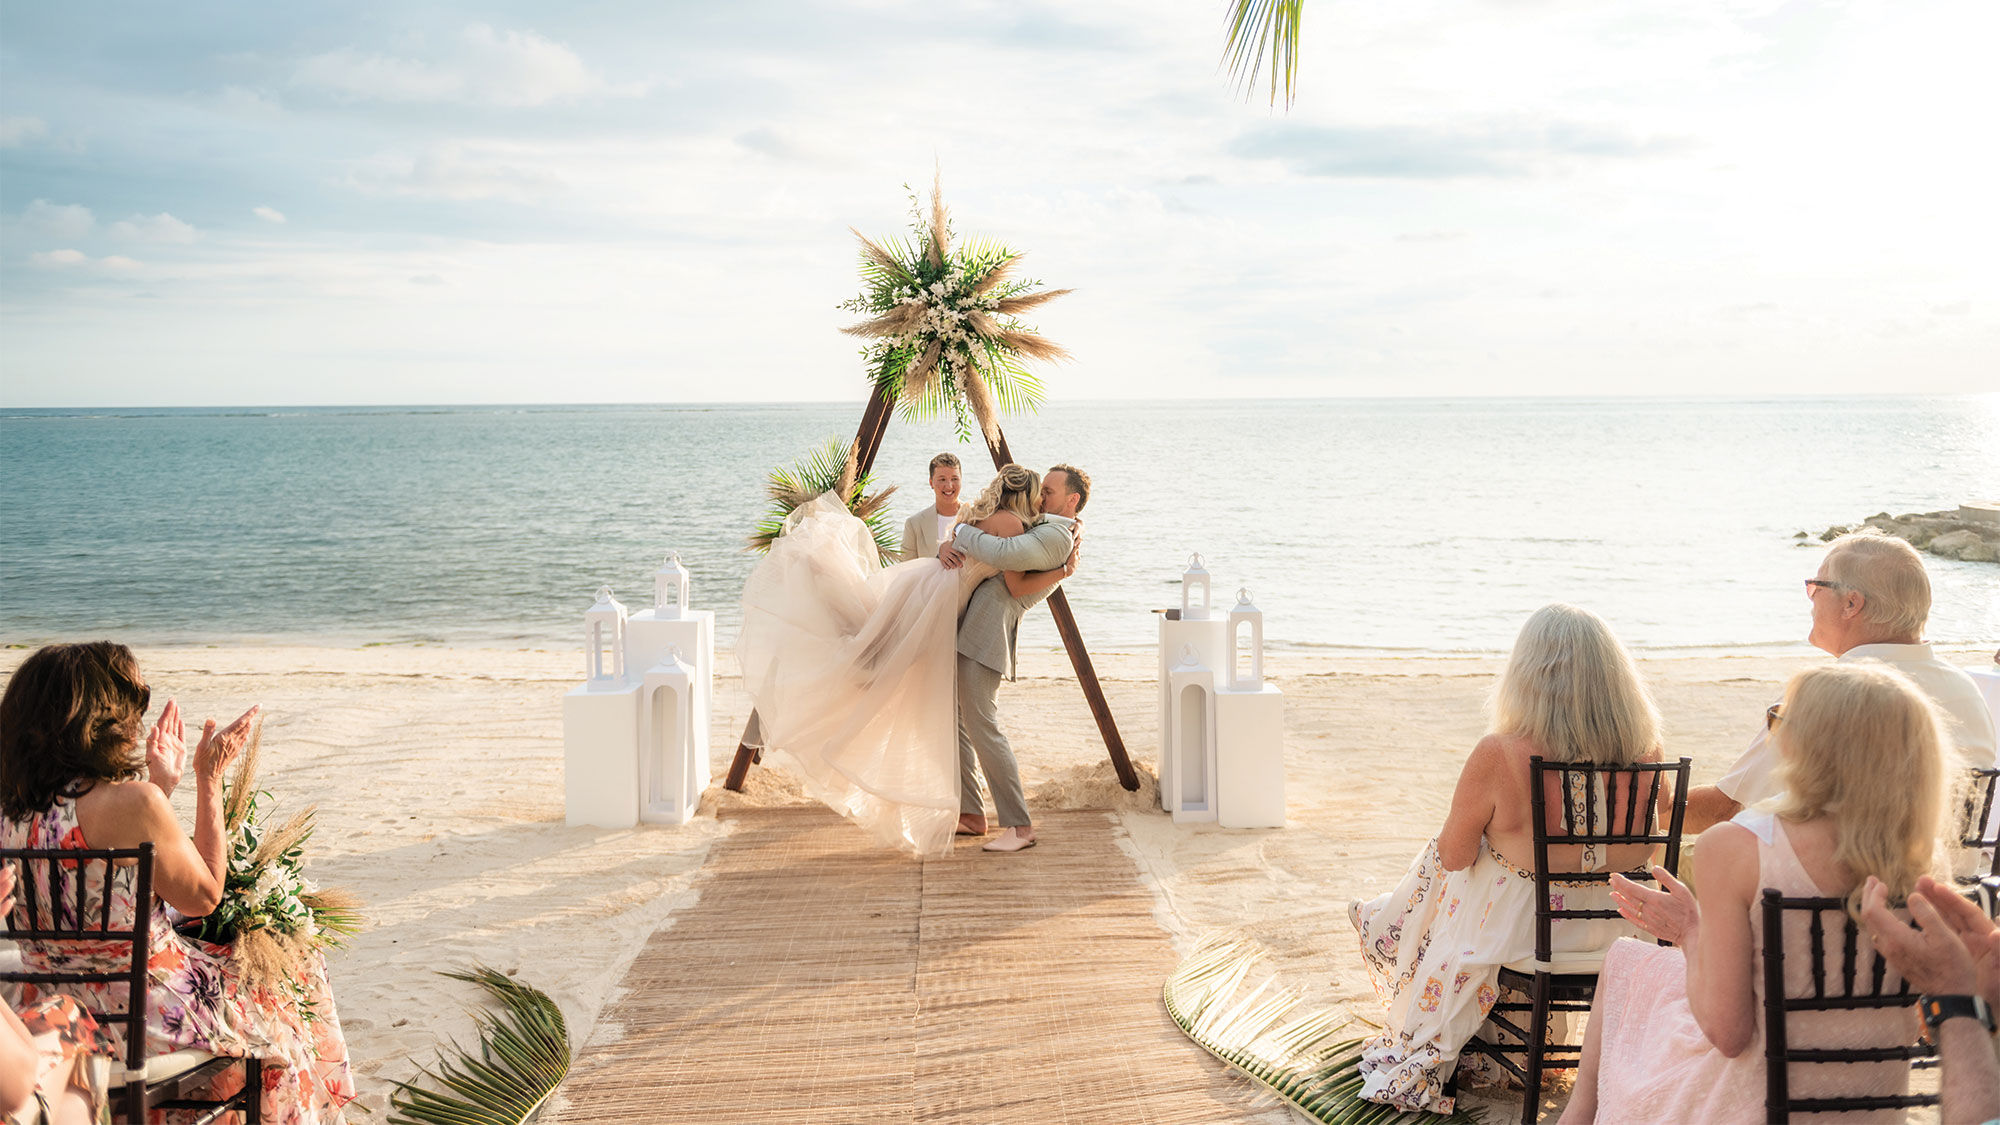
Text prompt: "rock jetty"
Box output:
[[1805, 502, 2000, 564]]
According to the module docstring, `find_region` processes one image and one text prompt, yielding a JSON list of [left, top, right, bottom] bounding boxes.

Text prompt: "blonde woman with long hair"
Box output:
[[1561, 662, 1948, 1123], [1351, 604, 1667, 1113], [738, 463, 1073, 857]]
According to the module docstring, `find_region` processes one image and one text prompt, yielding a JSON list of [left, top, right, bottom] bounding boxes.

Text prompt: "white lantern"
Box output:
[[1181, 553, 1213, 621], [639, 646, 700, 825], [584, 586, 628, 690], [1167, 644, 1218, 823], [653, 551, 691, 619], [1227, 588, 1264, 691]]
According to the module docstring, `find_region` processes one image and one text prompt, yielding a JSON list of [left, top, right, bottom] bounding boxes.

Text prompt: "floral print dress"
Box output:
[[2, 794, 354, 1124], [1352, 828, 1638, 1113]]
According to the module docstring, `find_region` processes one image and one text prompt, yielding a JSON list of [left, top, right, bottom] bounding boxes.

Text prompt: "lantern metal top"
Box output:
[[1233, 588, 1258, 611], [1184, 553, 1209, 575]]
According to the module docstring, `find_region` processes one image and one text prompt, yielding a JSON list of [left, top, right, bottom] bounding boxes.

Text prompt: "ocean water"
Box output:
[[2, 397, 1996, 656]]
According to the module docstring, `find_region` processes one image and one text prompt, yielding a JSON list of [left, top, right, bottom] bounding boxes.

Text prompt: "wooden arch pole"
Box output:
[[723, 388, 1140, 793]]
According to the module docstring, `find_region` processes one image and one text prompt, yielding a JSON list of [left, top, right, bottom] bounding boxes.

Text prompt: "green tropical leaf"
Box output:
[[1223, 0, 1305, 109], [388, 964, 570, 1125], [746, 437, 901, 563], [1163, 934, 1486, 1124]]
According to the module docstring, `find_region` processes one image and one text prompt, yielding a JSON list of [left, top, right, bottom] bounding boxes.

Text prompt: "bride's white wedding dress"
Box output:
[[738, 493, 997, 856]]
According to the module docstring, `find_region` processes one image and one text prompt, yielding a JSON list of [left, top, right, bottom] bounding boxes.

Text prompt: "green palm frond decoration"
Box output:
[[1223, 0, 1305, 108], [1164, 934, 1485, 1124], [747, 437, 900, 564], [388, 965, 570, 1125], [837, 172, 1070, 445]]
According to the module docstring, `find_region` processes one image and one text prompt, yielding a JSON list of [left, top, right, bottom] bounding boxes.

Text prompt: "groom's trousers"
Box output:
[[956, 653, 1029, 828]]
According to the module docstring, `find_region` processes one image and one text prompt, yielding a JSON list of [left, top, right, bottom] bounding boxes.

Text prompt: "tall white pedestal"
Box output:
[[1159, 615, 1228, 814], [639, 659, 701, 826], [563, 682, 642, 828], [1216, 684, 1286, 828], [627, 608, 714, 796]]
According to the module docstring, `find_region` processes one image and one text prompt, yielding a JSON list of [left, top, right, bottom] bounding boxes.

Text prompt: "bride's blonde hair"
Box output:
[[956, 464, 1040, 529], [1773, 661, 1948, 915]]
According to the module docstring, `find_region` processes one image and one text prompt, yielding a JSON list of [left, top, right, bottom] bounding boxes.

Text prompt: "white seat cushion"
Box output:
[[1502, 949, 1610, 975], [107, 1047, 215, 1085]]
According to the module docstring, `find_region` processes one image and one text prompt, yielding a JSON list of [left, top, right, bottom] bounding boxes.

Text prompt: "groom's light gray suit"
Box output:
[[950, 513, 1077, 827]]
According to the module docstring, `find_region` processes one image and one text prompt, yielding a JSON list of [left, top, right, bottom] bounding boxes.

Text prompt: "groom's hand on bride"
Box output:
[[938, 542, 966, 569]]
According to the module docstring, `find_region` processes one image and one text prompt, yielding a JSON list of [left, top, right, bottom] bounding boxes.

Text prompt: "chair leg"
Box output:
[[1522, 973, 1551, 1125], [243, 1056, 263, 1124]]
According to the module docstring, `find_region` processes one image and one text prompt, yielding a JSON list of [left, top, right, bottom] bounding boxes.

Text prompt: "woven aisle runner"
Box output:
[[548, 807, 1264, 1124]]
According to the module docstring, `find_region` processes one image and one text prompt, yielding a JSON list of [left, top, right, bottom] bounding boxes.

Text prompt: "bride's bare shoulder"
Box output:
[[974, 511, 1027, 537]]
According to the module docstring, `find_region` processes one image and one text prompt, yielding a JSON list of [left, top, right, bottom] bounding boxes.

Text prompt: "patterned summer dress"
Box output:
[[2, 793, 354, 1124], [6, 994, 109, 1125]]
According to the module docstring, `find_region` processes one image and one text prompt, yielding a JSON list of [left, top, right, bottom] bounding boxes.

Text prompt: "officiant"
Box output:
[[901, 452, 963, 561]]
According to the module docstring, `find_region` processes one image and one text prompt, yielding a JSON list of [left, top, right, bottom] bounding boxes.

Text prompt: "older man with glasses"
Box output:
[[1682, 531, 1999, 833]]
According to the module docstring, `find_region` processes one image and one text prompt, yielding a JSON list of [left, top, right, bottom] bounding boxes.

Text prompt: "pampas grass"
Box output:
[[837, 173, 1071, 445]]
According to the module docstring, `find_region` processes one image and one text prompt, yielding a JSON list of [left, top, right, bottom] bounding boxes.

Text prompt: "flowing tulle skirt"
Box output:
[[738, 494, 975, 857]]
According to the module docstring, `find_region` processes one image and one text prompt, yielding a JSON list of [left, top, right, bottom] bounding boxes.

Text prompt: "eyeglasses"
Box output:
[[1804, 579, 1844, 596], [1766, 703, 1784, 730]]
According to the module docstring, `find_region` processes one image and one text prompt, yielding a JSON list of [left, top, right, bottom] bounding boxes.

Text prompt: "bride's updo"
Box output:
[[956, 464, 1040, 529]]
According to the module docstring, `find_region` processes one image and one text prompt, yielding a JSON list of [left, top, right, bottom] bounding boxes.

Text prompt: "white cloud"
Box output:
[[291, 24, 626, 107], [0, 115, 48, 148], [253, 206, 288, 224], [26, 249, 143, 271], [19, 199, 94, 239], [29, 249, 88, 268], [349, 143, 564, 203], [109, 212, 198, 243]]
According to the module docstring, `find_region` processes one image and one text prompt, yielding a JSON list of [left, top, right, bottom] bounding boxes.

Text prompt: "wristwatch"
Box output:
[[1919, 994, 1996, 1032]]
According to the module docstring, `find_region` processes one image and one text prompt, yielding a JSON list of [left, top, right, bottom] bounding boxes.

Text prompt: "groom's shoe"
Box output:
[[956, 814, 988, 836], [982, 827, 1036, 853]]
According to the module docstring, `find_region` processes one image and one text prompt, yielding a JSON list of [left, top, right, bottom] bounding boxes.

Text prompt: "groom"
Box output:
[[937, 463, 1089, 853]]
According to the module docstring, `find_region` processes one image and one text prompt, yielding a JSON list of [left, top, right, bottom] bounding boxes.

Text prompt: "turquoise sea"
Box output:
[[1, 396, 1996, 655]]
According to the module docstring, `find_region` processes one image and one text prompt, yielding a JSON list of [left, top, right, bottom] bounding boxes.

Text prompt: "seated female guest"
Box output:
[[1560, 662, 1945, 1123], [0, 642, 354, 1124], [1351, 604, 1665, 1112]]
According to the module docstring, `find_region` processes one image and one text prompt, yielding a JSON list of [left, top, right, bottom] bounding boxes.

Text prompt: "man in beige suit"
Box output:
[[900, 453, 962, 562], [939, 464, 1088, 852]]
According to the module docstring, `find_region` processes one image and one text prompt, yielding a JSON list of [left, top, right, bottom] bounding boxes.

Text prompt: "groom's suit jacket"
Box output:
[[951, 514, 1077, 681]]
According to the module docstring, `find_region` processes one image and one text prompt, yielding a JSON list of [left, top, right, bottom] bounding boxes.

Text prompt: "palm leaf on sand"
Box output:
[[1163, 934, 1486, 1124], [389, 965, 570, 1125], [747, 437, 900, 564]]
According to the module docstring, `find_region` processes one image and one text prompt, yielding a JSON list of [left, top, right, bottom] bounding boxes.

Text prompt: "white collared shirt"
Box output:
[[1715, 642, 2000, 806]]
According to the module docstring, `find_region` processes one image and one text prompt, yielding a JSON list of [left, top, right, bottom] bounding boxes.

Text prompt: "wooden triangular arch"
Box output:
[[723, 385, 1139, 793]]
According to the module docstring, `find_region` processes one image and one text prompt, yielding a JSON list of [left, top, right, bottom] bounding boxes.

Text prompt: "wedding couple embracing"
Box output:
[[738, 462, 1088, 858]]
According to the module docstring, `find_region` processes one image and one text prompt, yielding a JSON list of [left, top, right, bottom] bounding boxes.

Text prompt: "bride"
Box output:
[[738, 464, 1053, 856]]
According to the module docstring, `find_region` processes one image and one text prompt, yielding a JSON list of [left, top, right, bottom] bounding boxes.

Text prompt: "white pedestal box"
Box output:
[[1215, 684, 1286, 829], [638, 652, 701, 826], [1167, 649, 1219, 824], [562, 682, 642, 828], [626, 608, 715, 795], [1158, 615, 1228, 814]]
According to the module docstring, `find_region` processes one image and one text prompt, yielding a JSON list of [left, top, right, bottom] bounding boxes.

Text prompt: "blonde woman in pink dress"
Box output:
[[1560, 662, 1946, 1124], [1350, 604, 1667, 1113]]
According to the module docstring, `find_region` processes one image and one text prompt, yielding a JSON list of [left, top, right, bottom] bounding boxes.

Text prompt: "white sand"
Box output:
[[3, 640, 1993, 1116]]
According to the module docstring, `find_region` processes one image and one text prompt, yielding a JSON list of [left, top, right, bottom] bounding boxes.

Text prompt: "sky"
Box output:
[[1, 0, 1995, 406]]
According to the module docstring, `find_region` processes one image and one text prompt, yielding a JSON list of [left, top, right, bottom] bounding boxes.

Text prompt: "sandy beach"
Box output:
[[3, 639, 1995, 1117]]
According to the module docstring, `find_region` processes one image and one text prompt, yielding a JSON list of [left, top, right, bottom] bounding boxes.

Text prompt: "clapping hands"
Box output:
[[146, 698, 187, 796], [1610, 865, 1701, 946], [194, 705, 260, 788], [1859, 875, 2000, 1005]]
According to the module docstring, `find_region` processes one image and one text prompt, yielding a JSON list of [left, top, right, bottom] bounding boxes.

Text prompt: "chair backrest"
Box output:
[[1758, 889, 1936, 1122], [1524, 756, 1692, 962], [1, 843, 154, 1080], [1960, 768, 2000, 880]]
